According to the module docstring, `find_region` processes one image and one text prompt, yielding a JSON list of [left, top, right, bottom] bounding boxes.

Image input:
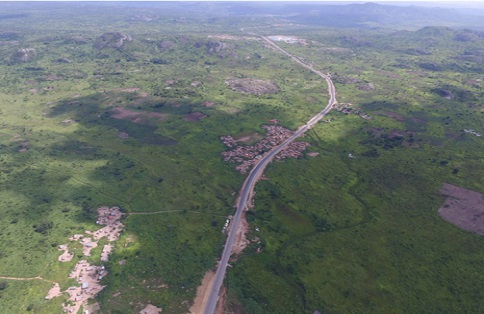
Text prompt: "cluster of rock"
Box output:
[[334, 102, 372, 120], [11, 48, 35, 63], [221, 125, 310, 174], [94, 32, 132, 50]]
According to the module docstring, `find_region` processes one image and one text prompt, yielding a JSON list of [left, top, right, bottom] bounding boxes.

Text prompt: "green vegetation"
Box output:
[[0, 2, 483, 314]]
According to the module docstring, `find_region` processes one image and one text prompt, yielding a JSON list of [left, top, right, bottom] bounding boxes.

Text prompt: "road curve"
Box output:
[[204, 36, 337, 314]]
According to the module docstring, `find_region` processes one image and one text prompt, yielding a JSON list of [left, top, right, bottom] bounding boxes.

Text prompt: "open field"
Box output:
[[0, 2, 483, 313]]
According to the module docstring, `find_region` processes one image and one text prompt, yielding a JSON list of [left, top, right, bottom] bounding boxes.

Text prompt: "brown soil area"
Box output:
[[45, 283, 62, 300], [230, 212, 250, 256], [0, 276, 52, 283], [411, 117, 427, 124], [81, 237, 98, 256], [139, 304, 162, 314], [112, 107, 168, 125], [203, 101, 216, 108], [406, 70, 426, 76], [225, 78, 279, 95], [118, 131, 129, 139], [378, 111, 405, 122], [438, 183, 484, 235], [184, 112, 207, 122], [377, 70, 400, 79], [215, 286, 227, 314], [189, 270, 216, 314], [58, 245, 73, 262]]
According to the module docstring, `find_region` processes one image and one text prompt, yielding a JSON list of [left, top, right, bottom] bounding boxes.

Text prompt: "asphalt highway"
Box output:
[[203, 36, 337, 314]]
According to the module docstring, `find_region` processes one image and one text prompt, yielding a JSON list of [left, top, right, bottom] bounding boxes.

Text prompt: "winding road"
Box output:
[[203, 35, 337, 314]]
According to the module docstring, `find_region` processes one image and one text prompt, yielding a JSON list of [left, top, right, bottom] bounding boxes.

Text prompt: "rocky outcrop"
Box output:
[[94, 32, 132, 50], [67, 35, 89, 45], [158, 40, 176, 51], [195, 40, 236, 58], [53, 57, 71, 63], [11, 48, 35, 63], [357, 82, 375, 91], [205, 40, 229, 54]]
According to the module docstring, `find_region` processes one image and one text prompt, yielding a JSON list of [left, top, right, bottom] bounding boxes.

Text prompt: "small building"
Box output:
[[81, 282, 89, 290]]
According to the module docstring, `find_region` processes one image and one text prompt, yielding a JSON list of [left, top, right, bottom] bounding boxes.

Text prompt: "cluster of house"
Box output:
[[46, 206, 125, 314], [63, 263, 107, 313], [334, 102, 371, 120], [464, 129, 482, 137], [221, 125, 311, 174]]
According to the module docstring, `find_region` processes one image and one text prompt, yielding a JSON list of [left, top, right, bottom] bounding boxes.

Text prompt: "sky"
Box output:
[[2, 0, 483, 2], [2, 0, 484, 9]]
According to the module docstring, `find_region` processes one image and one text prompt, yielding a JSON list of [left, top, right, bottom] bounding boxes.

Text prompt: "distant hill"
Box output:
[[225, 2, 484, 30]]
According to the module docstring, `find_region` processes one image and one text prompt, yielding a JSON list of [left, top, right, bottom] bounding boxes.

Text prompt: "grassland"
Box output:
[[0, 2, 483, 314]]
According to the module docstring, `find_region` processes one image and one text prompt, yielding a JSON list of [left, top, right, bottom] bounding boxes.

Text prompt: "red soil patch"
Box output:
[[45, 283, 62, 300], [379, 111, 405, 122], [184, 112, 207, 122], [118, 132, 129, 139], [189, 271, 216, 314], [411, 117, 427, 124], [203, 101, 216, 108], [377, 70, 400, 79], [406, 70, 426, 76], [230, 211, 250, 256], [438, 183, 484, 235], [215, 286, 227, 314], [139, 304, 162, 314], [111, 107, 168, 124]]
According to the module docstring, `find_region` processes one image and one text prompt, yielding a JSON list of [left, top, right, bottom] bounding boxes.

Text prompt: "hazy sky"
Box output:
[[2, 0, 484, 8]]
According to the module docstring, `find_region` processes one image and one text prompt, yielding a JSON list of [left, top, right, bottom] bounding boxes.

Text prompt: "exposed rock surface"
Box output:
[[95, 32, 132, 49], [11, 48, 35, 62], [158, 40, 176, 51], [357, 82, 375, 91], [195, 40, 236, 58]]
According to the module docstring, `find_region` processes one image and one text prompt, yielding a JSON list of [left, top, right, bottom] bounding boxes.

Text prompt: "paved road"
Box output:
[[204, 36, 337, 314]]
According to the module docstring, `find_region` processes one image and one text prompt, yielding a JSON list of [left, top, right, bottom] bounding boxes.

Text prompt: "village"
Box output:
[[45, 207, 127, 314], [221, 124, 311, 174]]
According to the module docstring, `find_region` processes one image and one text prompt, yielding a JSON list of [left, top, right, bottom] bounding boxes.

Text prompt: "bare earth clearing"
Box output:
[[267, 35, 308, 45], [438, 183, 484, 235], [111, 107, 168, 125], [184, 112, 207, 121], [189, 271, 216, 314], [139, 304, 163, 314], [225, 78, 279, 95]]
